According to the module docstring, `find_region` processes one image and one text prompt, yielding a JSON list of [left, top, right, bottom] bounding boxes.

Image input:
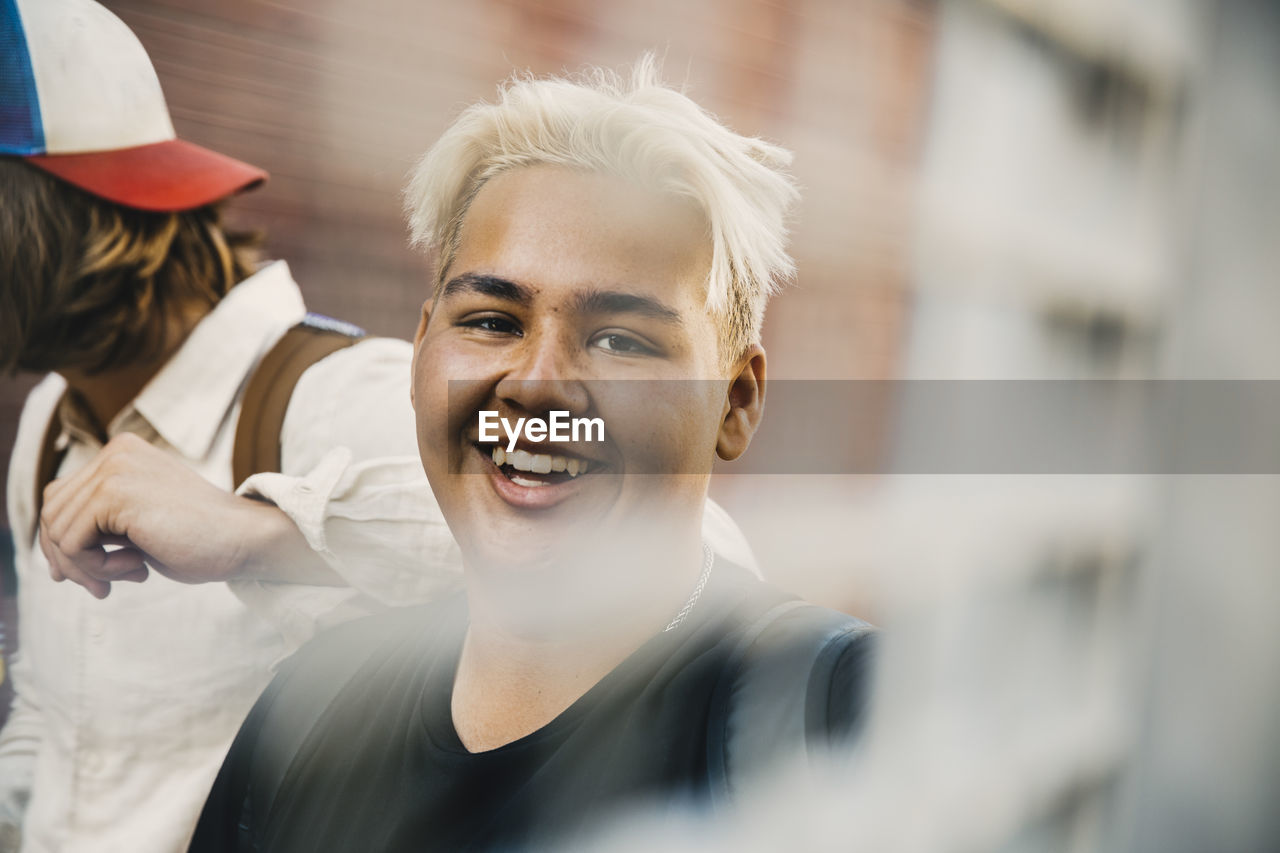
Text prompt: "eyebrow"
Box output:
[[441, 274, 684, 327], [440, 273, 532, 305], [573, 289, 683, 326]]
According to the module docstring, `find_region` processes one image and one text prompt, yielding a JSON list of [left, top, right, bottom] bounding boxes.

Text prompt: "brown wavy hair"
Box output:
[[0, 158, 260, 375]]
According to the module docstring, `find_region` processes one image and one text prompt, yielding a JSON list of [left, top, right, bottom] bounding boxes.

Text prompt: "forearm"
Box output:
[[222, 338, 460, 647], [227, 452, 452, 651], [232, 498, 344, 586], [238, 451, 461, 605]]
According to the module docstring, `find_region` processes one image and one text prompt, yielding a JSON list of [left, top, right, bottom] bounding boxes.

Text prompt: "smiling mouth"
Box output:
[[482, 444, 596, 487]]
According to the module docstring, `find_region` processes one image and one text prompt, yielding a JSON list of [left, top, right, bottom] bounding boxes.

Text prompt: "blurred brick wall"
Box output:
[[0, 0, 934, 563]]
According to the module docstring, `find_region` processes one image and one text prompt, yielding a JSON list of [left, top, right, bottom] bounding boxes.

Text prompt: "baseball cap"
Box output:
[[0, 0, 266, 211]]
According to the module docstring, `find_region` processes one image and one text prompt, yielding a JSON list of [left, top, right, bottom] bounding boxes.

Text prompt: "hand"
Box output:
[[38, 433, 283, 598]]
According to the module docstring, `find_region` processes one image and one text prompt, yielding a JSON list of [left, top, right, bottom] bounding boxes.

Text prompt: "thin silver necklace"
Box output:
[[663, 544, 714, 632]]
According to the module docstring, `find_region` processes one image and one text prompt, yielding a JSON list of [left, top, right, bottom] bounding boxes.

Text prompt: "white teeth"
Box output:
[[509, 474, 548, 487], [493, 446, 592, 479]]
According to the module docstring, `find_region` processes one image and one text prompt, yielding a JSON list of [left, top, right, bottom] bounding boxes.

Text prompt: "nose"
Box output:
[[495, 327, 591, 417]]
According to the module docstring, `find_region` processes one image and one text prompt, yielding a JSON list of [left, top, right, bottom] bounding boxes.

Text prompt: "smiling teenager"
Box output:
[[190, 58, 875, 853]]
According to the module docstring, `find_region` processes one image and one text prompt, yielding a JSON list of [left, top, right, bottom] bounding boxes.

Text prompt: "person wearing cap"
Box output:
[[189, 59, 876, 853], [0, 1, 470, 850], [0, 4, 762, 852], [0, 0, 467, 848]]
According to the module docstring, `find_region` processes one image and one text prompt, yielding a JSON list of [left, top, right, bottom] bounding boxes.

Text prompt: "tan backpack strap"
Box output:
[[232, 316, 365, 490], [32, 394, 69, 544]]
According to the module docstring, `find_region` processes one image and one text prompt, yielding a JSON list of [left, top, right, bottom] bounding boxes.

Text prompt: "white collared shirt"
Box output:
[[0, 262, 459, 853]]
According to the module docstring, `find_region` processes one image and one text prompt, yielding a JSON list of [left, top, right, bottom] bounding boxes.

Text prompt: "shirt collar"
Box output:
[[128, 261, 307, 461]]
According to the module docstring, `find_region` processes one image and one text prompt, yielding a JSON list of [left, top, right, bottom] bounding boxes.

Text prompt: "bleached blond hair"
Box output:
[[404, 55, 800, 362]]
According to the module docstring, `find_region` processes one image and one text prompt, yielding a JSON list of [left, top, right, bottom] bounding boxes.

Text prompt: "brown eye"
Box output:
[[461, 315, 522, 336], [591, 332, 655, 356]]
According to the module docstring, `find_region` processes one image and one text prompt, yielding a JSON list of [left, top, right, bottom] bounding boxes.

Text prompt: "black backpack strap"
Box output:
[[232, 314, 365, 490], [707, 600, 874, 808]]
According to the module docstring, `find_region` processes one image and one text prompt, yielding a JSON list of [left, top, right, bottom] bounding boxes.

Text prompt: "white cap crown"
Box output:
[[17, 0, 174, 154]]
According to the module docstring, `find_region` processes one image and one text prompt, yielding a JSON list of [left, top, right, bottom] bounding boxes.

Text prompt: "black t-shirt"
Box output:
[[190, 564, 874, 853]]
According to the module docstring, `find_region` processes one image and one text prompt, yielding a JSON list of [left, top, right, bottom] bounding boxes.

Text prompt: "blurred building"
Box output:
[[870, 3, 1280, 852], [620, 1, 1280, 852], [861, 0, 1199, 848]]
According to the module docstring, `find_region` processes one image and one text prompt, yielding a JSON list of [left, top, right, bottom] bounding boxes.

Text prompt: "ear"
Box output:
[[410, 300, 433, 406], [716, 345, 766, 461]]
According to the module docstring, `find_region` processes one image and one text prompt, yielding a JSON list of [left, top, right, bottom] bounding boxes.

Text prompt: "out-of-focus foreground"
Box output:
[[2, 1, 1278, 851]]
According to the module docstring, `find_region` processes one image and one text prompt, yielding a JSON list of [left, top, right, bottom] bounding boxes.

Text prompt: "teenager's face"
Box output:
[[412, 165, 758, 583]]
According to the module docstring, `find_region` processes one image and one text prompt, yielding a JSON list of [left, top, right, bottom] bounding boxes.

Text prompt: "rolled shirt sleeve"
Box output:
[[229, 337, 462, 649]]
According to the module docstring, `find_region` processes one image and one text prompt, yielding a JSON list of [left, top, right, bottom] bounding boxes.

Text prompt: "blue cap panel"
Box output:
[[0, 0, 44, 155]]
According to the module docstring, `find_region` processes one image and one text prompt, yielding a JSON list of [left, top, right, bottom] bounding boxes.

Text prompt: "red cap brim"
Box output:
[[24, 139, 267, 212]]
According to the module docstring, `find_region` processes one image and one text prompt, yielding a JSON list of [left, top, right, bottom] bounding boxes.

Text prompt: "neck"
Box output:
[[451, 534, 707, 752], [57, 303, 209, 435]]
